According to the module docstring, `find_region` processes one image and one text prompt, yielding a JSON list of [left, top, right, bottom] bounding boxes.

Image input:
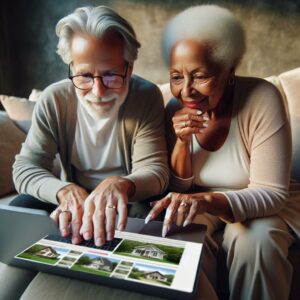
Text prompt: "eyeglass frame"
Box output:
[[68, 62, 129, 90]]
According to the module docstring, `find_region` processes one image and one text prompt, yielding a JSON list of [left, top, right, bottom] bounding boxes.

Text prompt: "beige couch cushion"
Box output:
[[0, 95, 35, 133], [0, 111, 26, 196], [21, 272, 163, 300]]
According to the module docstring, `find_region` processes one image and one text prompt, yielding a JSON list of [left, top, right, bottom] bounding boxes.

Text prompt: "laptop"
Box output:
[[0, 204, 206, 300]]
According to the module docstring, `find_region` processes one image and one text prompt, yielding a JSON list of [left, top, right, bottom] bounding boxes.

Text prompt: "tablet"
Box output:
[[0, 205, 205, 299]]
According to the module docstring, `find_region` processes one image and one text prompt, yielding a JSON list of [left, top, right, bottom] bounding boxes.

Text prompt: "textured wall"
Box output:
[[1, 0, 300, 96]]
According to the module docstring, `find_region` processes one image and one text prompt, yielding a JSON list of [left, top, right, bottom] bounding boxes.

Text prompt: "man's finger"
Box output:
[[50, 208, 61, 225], [93, 193, 106, 246], [117, 197, 128, 231], [81, 193, 95, 240], [105, 199, 117, 241], [59, 211, 71, 237], [70, 203, 83, 245]]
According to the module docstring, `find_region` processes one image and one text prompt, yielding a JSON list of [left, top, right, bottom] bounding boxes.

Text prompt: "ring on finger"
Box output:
[[106, 205, 117, 209], [180, 201, 188, 207], [60, 210, 70, 214]]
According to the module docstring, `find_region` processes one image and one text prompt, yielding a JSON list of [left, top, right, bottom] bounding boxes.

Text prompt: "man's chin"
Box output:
[[85, 101, 116, 119]]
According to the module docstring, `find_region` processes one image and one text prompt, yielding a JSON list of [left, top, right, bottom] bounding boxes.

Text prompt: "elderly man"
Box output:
[[11, 5, 168, 247]]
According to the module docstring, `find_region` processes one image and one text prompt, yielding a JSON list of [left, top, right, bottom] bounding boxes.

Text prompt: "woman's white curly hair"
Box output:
[[162, 5, 246, 69]]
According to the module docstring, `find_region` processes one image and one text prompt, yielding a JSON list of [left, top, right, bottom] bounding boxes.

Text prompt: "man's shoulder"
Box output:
[[42, 79, 75, 98], [130, 75, 161, 95]]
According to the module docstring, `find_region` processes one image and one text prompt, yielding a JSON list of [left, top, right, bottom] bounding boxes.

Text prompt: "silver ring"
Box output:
[[106, 205, 117, 209], [60, 210, 70, 214], [180, 202, 188, 207]]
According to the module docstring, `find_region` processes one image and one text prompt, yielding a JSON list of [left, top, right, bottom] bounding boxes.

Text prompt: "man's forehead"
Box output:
[[71, 33, 124, 63]]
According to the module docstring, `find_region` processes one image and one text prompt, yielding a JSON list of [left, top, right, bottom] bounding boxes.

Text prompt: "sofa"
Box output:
[[0, 68, 299, 299]]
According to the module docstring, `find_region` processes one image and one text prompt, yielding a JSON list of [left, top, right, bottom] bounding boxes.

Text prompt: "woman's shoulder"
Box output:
[[234, 75, 284, 114]]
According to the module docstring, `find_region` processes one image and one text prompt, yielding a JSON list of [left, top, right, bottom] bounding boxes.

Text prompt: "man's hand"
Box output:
[[80, 176, 135, 247], [50, 184, 89, 244]]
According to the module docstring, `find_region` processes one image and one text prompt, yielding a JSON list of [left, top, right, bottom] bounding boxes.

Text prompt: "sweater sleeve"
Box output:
[[224, 79, 292, 222], [13, 89, 71, 204], [125, 83, 169, 201]]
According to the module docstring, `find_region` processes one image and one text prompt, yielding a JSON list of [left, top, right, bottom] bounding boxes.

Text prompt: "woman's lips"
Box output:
[[183, 97, 208, 109]]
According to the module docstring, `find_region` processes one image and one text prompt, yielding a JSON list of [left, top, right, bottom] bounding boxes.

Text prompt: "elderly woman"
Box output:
[[146, 5, 300, 300]]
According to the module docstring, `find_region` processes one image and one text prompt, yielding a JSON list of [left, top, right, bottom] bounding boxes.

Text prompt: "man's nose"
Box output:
[[92, 77, 106, 97]]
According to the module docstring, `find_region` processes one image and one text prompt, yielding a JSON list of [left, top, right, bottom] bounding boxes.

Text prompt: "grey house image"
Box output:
[[85, 257, 114, 272], [131, 245, 166, 260], [144, 271, 168, 282], [36, 247, 59, 259]]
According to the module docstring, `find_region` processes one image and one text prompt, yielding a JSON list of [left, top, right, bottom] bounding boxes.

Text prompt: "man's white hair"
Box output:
[[56, 6, 141, 64], [162, 5, 246, 69]]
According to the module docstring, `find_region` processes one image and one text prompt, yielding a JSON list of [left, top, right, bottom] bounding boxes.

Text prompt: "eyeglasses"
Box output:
[[68, 63, 129, 90]]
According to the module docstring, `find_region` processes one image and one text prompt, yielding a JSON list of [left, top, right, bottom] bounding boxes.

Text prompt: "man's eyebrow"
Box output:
[[74, 64, 93, 73]]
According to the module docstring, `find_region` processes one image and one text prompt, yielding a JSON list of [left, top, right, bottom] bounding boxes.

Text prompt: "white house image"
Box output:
[[36, 247, 59, 258], [144, 271, 168, 282], [85, 257, 114, 272], [131, 245, 166, 260]]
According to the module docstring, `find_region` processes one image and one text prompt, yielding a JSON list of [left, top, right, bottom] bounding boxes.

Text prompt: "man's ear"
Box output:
[[127, 63, 134, 77]]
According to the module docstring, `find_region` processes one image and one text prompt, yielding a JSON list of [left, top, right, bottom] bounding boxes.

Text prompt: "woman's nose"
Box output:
[[181, 78, 193, 97]]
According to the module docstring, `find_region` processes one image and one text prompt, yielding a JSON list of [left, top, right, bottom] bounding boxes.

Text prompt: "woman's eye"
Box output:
[[193, 75, 206, 80], [170, 75, 183, 83]]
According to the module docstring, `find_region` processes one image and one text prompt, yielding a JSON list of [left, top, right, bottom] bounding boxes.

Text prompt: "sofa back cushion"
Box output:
[[0, 95, 35, 133], [0, 111, 26, 196]]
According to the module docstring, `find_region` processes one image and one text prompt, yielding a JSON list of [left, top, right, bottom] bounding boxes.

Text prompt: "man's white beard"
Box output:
[[76, 89, 127, 119]]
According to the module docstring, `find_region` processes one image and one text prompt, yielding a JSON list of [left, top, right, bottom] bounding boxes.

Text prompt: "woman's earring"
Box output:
[[228, 75, 235, 86]]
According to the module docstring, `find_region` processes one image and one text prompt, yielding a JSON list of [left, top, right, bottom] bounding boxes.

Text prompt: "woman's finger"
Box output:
[[162, 196, 181, 237], [184, 200, 199, 227], [145, 193, 173, 223]]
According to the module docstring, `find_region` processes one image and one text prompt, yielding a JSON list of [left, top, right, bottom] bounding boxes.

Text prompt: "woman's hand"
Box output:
[[172, 107, 209, 143], [50, 184, 89, 244], [145, 192, 233, 237]]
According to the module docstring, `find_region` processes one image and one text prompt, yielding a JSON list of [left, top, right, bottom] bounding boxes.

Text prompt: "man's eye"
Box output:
[[80, 73, 93, 78]]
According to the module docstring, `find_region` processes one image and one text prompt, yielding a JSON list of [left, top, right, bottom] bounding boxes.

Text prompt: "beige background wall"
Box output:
[[110, 0, 300, 84], [1, 0, 299, 96]]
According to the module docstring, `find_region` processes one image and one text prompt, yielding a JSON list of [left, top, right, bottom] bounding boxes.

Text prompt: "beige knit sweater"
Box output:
[[13, 76, 169, 205]]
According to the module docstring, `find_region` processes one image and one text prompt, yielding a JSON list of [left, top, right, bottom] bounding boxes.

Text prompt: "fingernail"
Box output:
[[162, 226, 168, 238], [107, 232, 113, 241], [72, 237, 80, 244], [183, 220, 191, 227], [203, 116, 209, 121], [62, 230, 68, 237], [203, 123, 209, 128], [118, 224, 125, 231], [197, 110, 203, 115], [145, 214, 152, 224], [84, 232, 91, 240], [96, 238, 103, 246]]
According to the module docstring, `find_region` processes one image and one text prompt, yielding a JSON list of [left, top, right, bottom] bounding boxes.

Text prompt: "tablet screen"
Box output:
[[15, 231, 203, 293]]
